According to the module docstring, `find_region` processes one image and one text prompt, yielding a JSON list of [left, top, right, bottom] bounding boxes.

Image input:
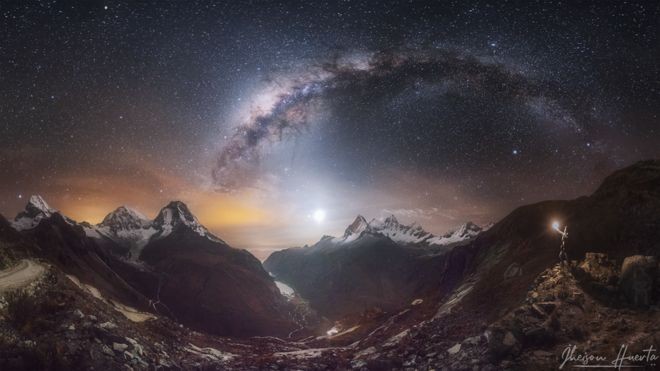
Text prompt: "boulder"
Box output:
[[618, 255, 658, 307], [578, 253, 618, 284]]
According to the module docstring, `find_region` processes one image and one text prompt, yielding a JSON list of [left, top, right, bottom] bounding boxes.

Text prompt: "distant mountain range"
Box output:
[[8, 194, 487, 329], [264, 215, 488, 317], [81, 201, 224, 260], [7, 195, 296, 337], [332, 214, 486, 247]]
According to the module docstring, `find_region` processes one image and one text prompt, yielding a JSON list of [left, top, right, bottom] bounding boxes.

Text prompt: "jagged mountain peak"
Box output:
[[382, 214, 400, 228], [152, 201, 222, 242], [109, 205, 148, 218], [25, 194, 56, 216], [99, 205, 149, 232], [157, 201, 198, 224], [85, 199, 225, 251], [330, 214, 484, 247], [446, 221, 481, 237], [164, 200, 190, 210], [343, 215, 370, 238], [86, 200, 224, 260], [26, 195, 56, 213], [12, 194, 61, 231], [370, 215, 421, 231], [427, 221, 483, 245], [369, 215, 434, 245]]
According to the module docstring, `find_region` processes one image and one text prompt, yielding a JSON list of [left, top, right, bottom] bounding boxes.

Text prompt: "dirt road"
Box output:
[[0, 259, 45, 293]]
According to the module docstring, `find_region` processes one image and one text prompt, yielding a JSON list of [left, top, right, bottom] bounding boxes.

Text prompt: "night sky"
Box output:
[[1, 1, 659, 259]]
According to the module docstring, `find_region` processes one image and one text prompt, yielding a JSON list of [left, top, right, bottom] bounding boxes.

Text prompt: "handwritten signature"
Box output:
[[560, 344, 658, 369]]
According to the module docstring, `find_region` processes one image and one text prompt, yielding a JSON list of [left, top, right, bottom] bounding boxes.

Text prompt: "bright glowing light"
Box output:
[[552, 221, 560, 231], [313, 209, 326, 223]]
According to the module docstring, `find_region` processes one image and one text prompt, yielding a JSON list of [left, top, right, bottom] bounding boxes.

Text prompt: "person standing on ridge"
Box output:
[[552, 221, 569, 266]]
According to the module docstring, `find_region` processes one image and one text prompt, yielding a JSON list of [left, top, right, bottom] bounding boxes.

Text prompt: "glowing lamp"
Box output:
[[552, 221, 560, 232], [551, 220, 567, 237]]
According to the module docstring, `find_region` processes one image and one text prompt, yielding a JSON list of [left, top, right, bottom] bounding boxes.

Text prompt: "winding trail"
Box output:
[[0, 259, 45, 293]]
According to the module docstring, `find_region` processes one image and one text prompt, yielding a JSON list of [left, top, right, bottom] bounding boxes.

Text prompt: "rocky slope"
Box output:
[[341, 159, 660, 369], [135, 202, 296, 337], [4, 197, 297, 338], [262, 160, 660, 369], [0, 259, 318, 370], [17, 205, 153, 312]]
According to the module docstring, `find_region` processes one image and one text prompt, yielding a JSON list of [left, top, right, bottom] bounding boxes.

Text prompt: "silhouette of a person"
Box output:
[[558, 226, 568, 266]]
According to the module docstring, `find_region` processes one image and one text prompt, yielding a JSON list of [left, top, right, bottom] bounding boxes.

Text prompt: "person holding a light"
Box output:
[[552, 221, 569, 266]]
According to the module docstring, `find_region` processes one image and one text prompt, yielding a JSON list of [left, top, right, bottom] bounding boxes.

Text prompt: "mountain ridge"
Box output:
[[6, 195, 298, 338], [330, 214, 484, 247]]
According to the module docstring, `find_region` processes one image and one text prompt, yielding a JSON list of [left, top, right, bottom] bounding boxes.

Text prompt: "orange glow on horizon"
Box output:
[[56, 192, 275, 229], [189, 194, 273, 228]]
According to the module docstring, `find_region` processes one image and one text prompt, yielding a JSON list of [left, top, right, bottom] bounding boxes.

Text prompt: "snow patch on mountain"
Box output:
[[274, 281, 295, 299]]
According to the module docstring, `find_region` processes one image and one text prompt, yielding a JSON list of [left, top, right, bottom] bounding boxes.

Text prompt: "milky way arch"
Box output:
[[212, 49, 587, 192]]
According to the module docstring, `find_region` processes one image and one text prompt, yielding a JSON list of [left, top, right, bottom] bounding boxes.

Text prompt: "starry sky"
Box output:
[[1, 0, 659, 259]]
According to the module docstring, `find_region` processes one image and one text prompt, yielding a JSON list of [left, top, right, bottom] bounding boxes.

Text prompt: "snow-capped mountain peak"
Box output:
[[153, 201, 210, 238], [369, 215, 434, 245], [343, 215, 370, 239], [26, 195, 55, 215], [447, 221, 482, 239], [12, 194, 59, 231], [382, 214, 400, 228], [330, 214, 484, 247], [87, 200, 224, 260], [99, 206, 149, 232], [90, 206, 158, 258], [427, 221, 483, 246]]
